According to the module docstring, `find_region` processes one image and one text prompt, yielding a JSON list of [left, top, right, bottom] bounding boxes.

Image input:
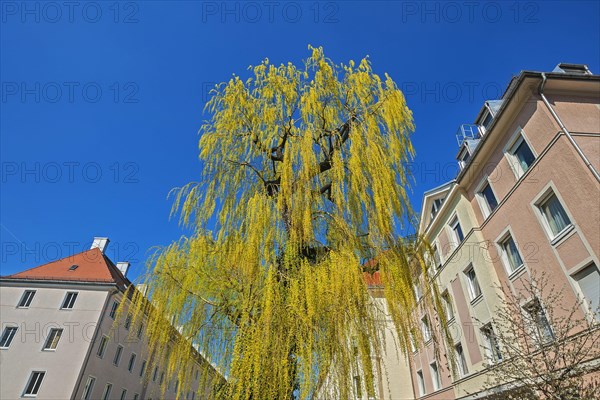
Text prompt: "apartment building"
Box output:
[[0, 238, 220, 400], [409, 63, 600, 399]]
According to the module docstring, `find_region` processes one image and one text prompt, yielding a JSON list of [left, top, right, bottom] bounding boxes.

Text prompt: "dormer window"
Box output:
[[480, 111, 493, 133], [430, 198, 445, 220], [458, 147, 471, 169]]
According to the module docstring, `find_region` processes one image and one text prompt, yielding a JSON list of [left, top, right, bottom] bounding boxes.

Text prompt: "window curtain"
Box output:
[[542, 195, 571, 235]]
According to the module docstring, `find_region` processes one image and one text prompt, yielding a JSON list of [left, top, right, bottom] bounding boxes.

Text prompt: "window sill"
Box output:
[[16, 306, 30, 309], [447, 317, 456, 325], [41, 349, 56, 352], [508, 265, 527, 280], [550, 224, 575, 246], [470, 294, 483, 306]]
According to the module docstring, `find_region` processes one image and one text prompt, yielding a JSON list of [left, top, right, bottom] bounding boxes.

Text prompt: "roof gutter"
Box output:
[[538, 73, 600, 183]]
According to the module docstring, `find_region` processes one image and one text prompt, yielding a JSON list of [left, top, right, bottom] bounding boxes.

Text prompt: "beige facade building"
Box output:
[[409, 63, 600, 399], [0, 238, 220, 400]]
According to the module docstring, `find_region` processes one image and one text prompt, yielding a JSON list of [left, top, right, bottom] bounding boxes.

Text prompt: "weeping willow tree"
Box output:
[[127, 46, 447, 400]]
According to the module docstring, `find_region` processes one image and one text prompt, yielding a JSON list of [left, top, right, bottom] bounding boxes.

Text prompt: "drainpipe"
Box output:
[[538, 73, 600, 183]]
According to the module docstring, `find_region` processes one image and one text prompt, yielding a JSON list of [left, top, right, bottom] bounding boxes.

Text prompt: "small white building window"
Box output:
[[441, 291, 454, 321], [113, 345, 123, 366], [481, 323, 502, 363], [523, 298, 554, 344], [477, 180, 498, 218], [430, 361, 442, 391], [573, 262, 600, 321], [128, 353, 137, 372], [506, 132, 535, 177], [61, 292, 78, 309], [432, 244, 442, 271], [42, 328, 63, 350], [120, 389, 127, 400], [23, 371, 45, 397], [464, 266, 482, 301], [109, 301, 119, 319], [537, 192, 572, 239], [18, 290, 36, 308], [416, 370, 426, 396], [97, 336, 109, 358], [455, 343, 468, 377], [449, 216, 465, 245], [82, 376, 95, 400], [421, 316, 432, 342], [101, 383, 112, 400], [500, 234, 524, 275], [0, 326, 18, 348], [140, 360, 147, 377]]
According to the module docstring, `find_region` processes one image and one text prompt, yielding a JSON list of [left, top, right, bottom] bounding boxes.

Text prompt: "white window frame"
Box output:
[[448, 215, 465, 247], [61, 291, 78, 310], [495, 228, 525, 277], [503, 127, 537, 179], [571, 261, 600, 322], [430, 361, 441, 391], [23, 371, 46, 397], [416, 370, 426, 396], [81, 376, 96, 400], [113, 344, 124, 366], [455, 342, 469, 377], [481, 323, 502, 363], [97, 335, 109, 358], [0, 326, 18, 349], [532, 185, 574, 245], [128, 352, 137, 372], [101, 383, 112, 400], [421, 315, 432, 343], [441, 290, 454, 321], [475, 176, 499, 219], [17, 290, 36, 308], [431, 241, 442, 272], [464, 265, 482, 302], [523, 298, 555, 345], [42, 328, 63, 351]]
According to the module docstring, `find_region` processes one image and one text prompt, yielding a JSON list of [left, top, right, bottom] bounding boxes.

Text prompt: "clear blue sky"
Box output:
[[2, 1, 599, 279]]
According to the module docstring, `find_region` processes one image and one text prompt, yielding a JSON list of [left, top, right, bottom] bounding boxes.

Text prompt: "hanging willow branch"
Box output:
[[126, 46, 447, 400]]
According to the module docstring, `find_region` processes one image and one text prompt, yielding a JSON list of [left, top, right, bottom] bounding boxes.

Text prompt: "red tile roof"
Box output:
[[364, 271, 382, 287], [3, 248, 128, 285]]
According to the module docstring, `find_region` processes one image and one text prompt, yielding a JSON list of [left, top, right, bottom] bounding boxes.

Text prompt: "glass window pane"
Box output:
[[514, 139, 535, 172], [541, 194, 571, 236], [481, 184, 498, 212]]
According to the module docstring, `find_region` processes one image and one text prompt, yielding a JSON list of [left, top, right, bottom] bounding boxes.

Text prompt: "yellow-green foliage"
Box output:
[[127, 46, 446, 399]]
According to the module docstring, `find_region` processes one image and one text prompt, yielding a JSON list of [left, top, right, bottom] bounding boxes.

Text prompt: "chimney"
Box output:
[[116, 262, 130, 277], [91, 237, 110, 254]]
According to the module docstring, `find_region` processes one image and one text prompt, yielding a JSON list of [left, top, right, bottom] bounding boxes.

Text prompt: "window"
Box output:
[[478, 182, 498, 217], [23, 371, 45, 397], [421, 316, 432, 342], [97, 336, 109, 358], [18, 290, 36, 308], [464, 266, 482, 300], [140, 360, 147, 377], [42, 328, 63, 350], [481, 111, 493, 132], [109, 301, 119, 319], [124, 314, 132, 330], [113, 345, 123, 366], [573, 263, 600, 321], [82, 376, 95, 400], [450, 217, 464, 245], [455, 343, 468, 377], [524, 299, 554, 344], [120, 389, 127, 400], [128, 353, 137, 372], [481, 324, 502, 363], [69, 264, 79, 271], [133, 394, 140, 400], [0, 326, 18, 348], [137, 323, 144, 339], [101, 383, 112, 400], [500, 235, 524, 275], [432, 244, 442, 271], [61, 292, 78, 309], [353, 375, 362, 398], [538, 193, 572, 238], [458, 147, 471, 169], [160, 372, 165, 385], [416, 370, 425, 396], [507, 134, 535, 177], [441, 291, 454, 321], [153, 366, 159, 382], [430, 198, 445, 220], [430, 362, 441, 391], [414, 280, 423, 301]]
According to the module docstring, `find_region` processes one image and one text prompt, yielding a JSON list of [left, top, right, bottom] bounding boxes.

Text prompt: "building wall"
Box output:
[[0, 282, 109, 400]]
